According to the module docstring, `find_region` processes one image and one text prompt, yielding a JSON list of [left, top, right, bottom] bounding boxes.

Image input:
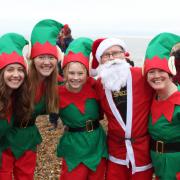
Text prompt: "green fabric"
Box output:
[[32, 96, 46, 119], [0, 96, 46, 159], [0, 33, 28, 56], [148, 87, 180, 179], [65, 37, 93, 57], [0, 117, 13, 139], [4, 125, 42, 158], [150, 151, 180, 180], [0, 116, 14, 164], [57, 99, 108, 172], [31, 19, 63, 46], [145, 32, 180, 60]]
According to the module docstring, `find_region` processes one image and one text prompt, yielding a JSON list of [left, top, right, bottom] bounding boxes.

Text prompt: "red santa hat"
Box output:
[[90, 38, 129, 76]]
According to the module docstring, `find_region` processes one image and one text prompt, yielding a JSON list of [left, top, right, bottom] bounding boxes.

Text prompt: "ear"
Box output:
[[168, 56, 176, 75], [56, 46, 64, 62]]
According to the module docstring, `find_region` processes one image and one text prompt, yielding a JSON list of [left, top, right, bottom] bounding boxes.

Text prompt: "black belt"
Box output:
[[65, 120, 100, 132], [150, 138, 180, 153], [109, 134, 148, 144], [14, 119, 35, 128]]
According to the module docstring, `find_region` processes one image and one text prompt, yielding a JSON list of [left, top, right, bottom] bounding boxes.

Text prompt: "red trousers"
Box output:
[[60, 158, 107, 180], [106, 160, 153, 180], [0, 149, 36, 180]]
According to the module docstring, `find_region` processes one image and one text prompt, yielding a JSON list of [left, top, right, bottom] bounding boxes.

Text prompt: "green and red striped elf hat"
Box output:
[[143, 32, 180, 75], [30, 19, 63, 60], [62, 37, 93, 72], [0, 33, 28, 70]]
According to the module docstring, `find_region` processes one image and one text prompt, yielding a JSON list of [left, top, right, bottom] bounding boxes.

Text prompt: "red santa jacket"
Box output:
[[95, 67, 153, 173]]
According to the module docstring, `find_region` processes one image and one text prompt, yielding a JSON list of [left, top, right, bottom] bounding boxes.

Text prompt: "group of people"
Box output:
[[0, 18, 180, 180]]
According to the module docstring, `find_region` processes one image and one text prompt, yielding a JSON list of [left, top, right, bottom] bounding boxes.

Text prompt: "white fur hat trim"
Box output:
[[96, 38, 128, 62]]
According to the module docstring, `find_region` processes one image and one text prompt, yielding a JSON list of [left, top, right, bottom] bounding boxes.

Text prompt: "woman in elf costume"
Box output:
[[29, 19, 64, 132], [0, 19, 64, 179], [143, 32, 180, 180], [0, 33, 34, 179], [57, 37, 108, 180], [28, 19, 64, 120]]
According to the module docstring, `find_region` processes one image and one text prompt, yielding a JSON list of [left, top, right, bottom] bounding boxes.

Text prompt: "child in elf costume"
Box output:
[[143, 32, 180, 180], [0, 33, 35, 179], [57, 37, 108, 180]]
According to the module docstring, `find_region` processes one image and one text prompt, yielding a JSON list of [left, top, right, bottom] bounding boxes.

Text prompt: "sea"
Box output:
[[118, 36, 152, 67]]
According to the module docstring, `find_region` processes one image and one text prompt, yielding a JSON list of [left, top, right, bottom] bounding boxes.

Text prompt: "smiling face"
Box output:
[[100, 45, 125, 64], [147, 68, 171, 91], [33, 54, 57, 80], [3, 63, 25, 89], [64, 62, 87, 93]]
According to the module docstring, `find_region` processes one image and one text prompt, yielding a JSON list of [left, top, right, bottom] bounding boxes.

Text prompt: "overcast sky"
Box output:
[[0, 0, 180, 39]]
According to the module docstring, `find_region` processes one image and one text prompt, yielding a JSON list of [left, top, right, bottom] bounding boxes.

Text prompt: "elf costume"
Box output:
[[90, 38, 154, 180], [57, 37, 108, 180], [0, 19, 63, 179], [0, 33, 43, 180], [144, 32, 180, 180]]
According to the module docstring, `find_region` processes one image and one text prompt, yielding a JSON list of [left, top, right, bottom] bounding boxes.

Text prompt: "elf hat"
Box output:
[[90, 38, 129, 76], [0, 33, 28, 70], [62, 37, 93, 72], [90, 38, 105, 76], [143, 32, 180, 75], [30, 19, 63, 60]]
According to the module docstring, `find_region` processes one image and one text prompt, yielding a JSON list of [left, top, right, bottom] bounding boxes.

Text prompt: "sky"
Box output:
[[0, 0, 180, 40]]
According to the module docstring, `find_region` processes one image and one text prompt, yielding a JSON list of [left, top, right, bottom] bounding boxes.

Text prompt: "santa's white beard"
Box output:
[[97, 59, 130, 91]]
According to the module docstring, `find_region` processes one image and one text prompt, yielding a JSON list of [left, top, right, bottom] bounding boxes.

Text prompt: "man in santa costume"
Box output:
[[91, 38, 154, 180]]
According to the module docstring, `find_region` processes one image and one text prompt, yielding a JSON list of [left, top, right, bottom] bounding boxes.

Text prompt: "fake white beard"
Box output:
[[97, 59, 130, 91]]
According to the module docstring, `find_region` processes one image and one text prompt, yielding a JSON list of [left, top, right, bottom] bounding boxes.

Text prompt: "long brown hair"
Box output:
[[0, 68, 32, 126], [28, 60, 59, 113]]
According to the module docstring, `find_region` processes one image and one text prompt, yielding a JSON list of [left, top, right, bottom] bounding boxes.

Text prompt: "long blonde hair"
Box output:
[[28, 60, 59, 113]]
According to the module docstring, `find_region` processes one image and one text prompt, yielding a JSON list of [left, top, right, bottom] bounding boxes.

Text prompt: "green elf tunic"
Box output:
[[0, 110, 14, 163], [57, 78, 108, 172], [148, 86, 180, 180], [0, 83, 46, 160]]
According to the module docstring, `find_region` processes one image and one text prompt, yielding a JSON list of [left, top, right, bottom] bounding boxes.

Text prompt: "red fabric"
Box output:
[[144, 56, 171, 75], [60, 158, 106, 180], [63, 24, 70, 36], [0, 149, 36, 180], [30, 41, 58, 59], [57, 74, 64, 83], [176, 172, 180, 180], [6, 101, 12, 124], [58, 77, 98, 113], [106, 160, 153, 180], [0, 51, 26, 70], [91, 38, 105, 69], [62, 51, 89, 70], [94, 68, 153, 167], [151, 91, 180, 124], [34, 82, 45, 103]]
